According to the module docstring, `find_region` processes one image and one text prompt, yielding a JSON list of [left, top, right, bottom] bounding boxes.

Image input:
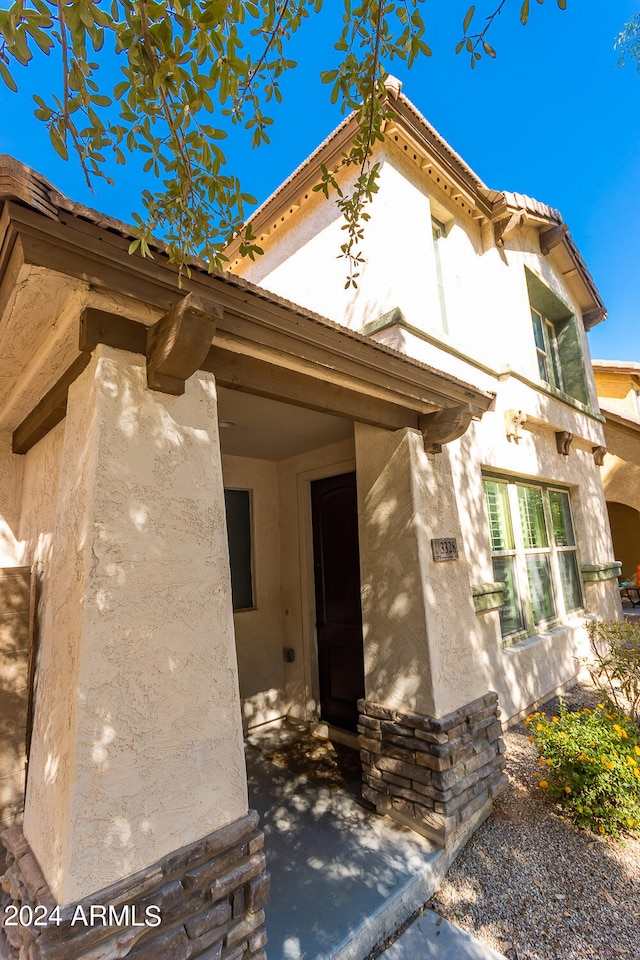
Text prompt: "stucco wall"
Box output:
[[0, 433, 25, 567], [221, 454, 286, 730], [355, 424, 485, 719], [277, 438, 356, 724], [594, 369, 640, 418], [606, 501, 640, 579], [239, 142, 598, 415], [235, 139, 615, 725], [24, 345, 247, 905], [454, 399, 620, 721]]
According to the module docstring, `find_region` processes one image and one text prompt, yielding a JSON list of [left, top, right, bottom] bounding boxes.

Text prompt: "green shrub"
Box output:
[[587, 619, 640, 729], [526, 701, 640, 838]]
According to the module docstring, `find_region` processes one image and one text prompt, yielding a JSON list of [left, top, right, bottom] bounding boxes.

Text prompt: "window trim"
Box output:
[[483, 474, 584, 644], [431, 216, 448, 334], [525, 267, 590, 407], [224, 487, 256, 612], [531, 307, 564, 391]]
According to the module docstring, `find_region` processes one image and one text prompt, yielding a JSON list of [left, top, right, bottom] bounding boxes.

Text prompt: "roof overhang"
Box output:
[[224, 80, 606, 331], [593, 360, 640, 381], [0, 157, 494, 453]]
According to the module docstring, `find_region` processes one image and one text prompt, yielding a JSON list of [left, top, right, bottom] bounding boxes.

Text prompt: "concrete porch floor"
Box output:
[[245, 722, 450, 960]]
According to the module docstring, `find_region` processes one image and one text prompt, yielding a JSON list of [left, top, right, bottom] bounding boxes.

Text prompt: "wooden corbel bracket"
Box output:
[[539, 223, 568, 255], [556, 431, 573, 457], [418, 403, 474, 454], [493, 212, 524, 248], [592, 445, 606, 466], [146, 293, 223, 395]]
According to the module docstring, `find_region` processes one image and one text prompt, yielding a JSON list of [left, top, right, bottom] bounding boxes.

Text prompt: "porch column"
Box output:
[[1, 345, 269, 960], [354, 424, 507, 846]]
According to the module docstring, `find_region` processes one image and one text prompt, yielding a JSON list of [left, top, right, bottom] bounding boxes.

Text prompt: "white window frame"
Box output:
[[483, 475, 583, 644], [531, 307, 564, 391]]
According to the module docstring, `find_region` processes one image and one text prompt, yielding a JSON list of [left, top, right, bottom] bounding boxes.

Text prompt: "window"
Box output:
[[432, 217, 448, 333], [531, 307, 563, 391], [224, 489, 254, 611], [483, 477, 583, 641], [526, 268, 590, 406]]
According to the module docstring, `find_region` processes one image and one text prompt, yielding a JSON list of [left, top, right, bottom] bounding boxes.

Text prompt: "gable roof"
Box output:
[[225, 78, 605, 329], [0, 152, 496, 441]]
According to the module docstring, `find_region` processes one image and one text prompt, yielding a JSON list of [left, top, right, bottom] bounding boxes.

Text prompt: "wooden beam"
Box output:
[[80, 306, 147, 355], [202, 346, 420, 431], [146, 293, 222, 394], [12, 353, 91, 454]]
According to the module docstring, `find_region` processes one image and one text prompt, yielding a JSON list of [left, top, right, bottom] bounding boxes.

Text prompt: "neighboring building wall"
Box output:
[[607, 502, 640, 580], [593, 363, 640, 581]]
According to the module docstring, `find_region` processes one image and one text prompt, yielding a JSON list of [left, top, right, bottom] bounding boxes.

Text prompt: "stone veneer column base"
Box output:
[[1, 811, 269, 960], [358, 693, 508, 847]]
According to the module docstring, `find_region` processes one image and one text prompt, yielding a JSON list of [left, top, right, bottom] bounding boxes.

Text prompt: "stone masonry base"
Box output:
[[358, 693, 508, 846], [0, 811, 269, 960]]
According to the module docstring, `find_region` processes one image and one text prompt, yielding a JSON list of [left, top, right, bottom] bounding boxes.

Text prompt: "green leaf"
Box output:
[[557, 0, 567, 8], [463, 6, 475, 33], [483, 41, 496, 58], [49, 126, 68, 160], [0, 61, 18, 93], [520, 0, 530, 25]]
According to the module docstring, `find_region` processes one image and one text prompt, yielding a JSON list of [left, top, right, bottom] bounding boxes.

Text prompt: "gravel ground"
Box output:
[[430, 680, 640, 960]]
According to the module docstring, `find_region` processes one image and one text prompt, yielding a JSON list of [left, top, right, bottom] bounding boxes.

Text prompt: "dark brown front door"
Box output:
[[311, 472, 365, 732]]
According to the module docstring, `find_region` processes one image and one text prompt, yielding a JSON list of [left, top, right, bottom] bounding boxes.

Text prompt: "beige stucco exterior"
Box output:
[[23, 346, 247, 904], [229, 85, 620, 729], [592, 361, 640, 579], [0, 84, 624, 932]]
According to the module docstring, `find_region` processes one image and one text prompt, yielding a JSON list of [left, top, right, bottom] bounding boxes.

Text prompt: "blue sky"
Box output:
[[0, 0, 638, 360]]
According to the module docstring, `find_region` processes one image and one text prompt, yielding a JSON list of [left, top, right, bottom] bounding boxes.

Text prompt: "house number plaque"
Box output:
[[431, 537, 458, 561]]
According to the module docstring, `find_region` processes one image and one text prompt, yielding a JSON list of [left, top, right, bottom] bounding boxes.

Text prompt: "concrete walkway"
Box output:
[[245, 723, 503, 960], [379, 909, 508, 960]]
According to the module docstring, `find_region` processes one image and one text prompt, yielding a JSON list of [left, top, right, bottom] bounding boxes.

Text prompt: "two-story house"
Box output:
[[0, 79, 621, 960], [224, 77, 621, 747]]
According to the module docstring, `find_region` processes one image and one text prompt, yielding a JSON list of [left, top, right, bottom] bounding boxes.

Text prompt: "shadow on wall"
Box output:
[[21, 352, 248, 903], [607, 501, 640, 581], [602, 457, 640, 513], [0, 568, 30, 861], [357, 433, 430, 713], [450, 414, 617, 717]]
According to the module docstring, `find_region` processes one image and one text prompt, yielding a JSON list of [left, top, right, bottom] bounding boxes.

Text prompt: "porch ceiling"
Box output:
[[217, 387, 352, 461]]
